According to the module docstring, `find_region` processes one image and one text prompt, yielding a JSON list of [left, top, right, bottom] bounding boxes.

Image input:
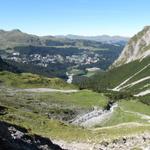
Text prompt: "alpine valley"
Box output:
[[0, 29, 127, 79], [0, 27, 149, 150]]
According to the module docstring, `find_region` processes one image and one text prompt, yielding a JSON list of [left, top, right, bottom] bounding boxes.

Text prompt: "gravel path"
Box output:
[[134, 89, 150, 97], [13, 88, 78, 93], [53, 132, 150, 150]]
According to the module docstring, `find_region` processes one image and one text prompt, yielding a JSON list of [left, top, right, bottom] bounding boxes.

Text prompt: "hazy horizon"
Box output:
[[0, 0, 150, 37], [0, 28, 131, 38]]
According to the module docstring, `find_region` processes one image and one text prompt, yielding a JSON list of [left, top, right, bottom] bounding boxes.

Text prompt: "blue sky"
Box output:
[[0, 0, 150, 36]]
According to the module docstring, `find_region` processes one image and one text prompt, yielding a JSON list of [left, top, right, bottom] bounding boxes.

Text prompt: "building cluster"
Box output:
[[6, 52, 101, 67]]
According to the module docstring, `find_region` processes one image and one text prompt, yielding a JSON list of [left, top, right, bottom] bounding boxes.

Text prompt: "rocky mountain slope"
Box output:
[[112, 26, 150, 67], [0, 120, 63, 150]]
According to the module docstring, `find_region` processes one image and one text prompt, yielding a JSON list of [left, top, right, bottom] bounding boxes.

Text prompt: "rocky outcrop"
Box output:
[[97, 133, 150, 150], [54, 133, 150, 150], [0, 121, 64, 150], [71, 103, 118, 128], [112, 26, 150, 67]]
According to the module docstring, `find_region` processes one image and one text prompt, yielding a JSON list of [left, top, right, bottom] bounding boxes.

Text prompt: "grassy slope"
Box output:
[[98, 100, 150, 127], [82, 56, 150, 95], [99, 108, 144, 127], [35, 90, 108, 109], [101, 57, 149, 88], [0, 71, 76, 89], [0, 105, 150, 143], [119, 100, 150, 116], [0, 71, 149, 143], [125, 80, 150, 94], [0, 89, 108, 113], [0, 88, 150, 142], [0, 89, 109, 142]]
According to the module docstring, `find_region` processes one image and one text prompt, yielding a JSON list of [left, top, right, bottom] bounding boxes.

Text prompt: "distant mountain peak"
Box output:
[[11, 29, 22, 33]]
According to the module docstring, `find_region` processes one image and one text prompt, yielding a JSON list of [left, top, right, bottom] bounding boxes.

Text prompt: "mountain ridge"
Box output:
[[0, 29, 129, 50], [56, 34, 129, 45], [112, 26, 150, 67], [0, 29, 125, 79]]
